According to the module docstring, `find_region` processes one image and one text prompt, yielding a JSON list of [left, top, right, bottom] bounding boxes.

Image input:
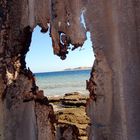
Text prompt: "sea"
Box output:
[[35, 69, 91, 97]]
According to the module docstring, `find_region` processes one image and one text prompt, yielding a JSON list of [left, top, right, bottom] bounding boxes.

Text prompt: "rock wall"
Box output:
[[0, 1, 55, 140], [86, 0, 140, 140], [0, 0, 140, 140]]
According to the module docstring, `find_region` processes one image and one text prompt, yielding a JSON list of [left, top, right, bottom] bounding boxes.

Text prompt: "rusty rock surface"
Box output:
[[0, 0, 140, 140]]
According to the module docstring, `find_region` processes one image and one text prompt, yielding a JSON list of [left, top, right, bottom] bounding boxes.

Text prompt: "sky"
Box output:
[[26, 26, 95, 73]]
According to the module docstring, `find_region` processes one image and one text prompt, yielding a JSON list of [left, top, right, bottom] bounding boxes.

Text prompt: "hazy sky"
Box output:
[[26, 26, 95, 73]]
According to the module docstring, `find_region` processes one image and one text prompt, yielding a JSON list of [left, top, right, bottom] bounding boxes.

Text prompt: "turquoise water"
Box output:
[[35, 70, 91, 96]]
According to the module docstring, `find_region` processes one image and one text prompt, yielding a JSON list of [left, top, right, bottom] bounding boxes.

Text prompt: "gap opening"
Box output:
[[26, 25, 94, 139]]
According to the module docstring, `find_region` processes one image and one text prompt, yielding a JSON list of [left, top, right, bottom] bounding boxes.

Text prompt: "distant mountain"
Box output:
[[64, 67, 91, 71]]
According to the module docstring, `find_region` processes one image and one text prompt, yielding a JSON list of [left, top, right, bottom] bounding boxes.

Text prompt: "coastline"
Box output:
[[64, 67, 92, 71], [34, 68, 91, 74]]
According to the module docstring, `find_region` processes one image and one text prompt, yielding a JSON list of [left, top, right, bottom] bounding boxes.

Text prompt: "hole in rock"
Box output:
[[26, 25, 95, 139]]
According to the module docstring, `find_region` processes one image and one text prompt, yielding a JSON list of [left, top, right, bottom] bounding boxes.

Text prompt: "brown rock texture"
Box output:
[[49, 92, 89, 140], [0, 0, 140, 140], [56, 124, 80, 140]]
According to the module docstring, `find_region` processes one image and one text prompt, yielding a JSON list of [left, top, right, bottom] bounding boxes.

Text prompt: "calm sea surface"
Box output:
[[35, 70, 91, 96]]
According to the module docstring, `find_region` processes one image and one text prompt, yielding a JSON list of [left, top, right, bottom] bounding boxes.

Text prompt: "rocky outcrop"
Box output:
[[50, 93, 89, 140], [49, 92, 88, 107], [0, 0, 140, 140], [56, 107, 89, 140], [56, 124, 80, 140]]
